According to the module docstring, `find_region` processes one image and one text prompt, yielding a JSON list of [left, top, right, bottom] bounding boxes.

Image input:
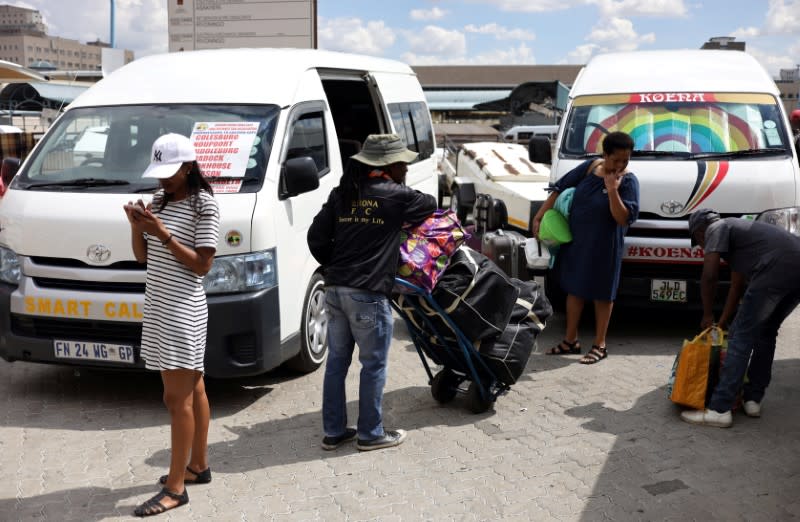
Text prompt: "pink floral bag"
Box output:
[[395, 209, 470, 293]]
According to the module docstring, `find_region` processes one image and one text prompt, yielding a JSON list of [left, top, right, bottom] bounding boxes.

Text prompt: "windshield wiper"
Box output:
[[130, 176, 258, 194], [689, 148, 788, 160], [132, 185, 159, 193], [632, 150, 689, 158], [206, 176, 257, 182], [25, 178, 131, 189]]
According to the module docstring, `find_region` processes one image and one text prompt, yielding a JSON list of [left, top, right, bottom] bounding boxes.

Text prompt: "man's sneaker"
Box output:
[[321, 428, 357, 450], [680, 408, 733, 428], [356, 429, 407, 451], [743, 400, 761, 418]]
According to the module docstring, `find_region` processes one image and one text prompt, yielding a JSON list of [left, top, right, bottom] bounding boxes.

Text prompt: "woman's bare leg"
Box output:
[[159, 369, 199, 506], [188, 374, 210, 475], [592, 300, 614, 348]]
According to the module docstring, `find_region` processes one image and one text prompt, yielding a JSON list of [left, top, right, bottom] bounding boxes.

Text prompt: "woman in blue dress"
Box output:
[[533, 132, 639, 364]]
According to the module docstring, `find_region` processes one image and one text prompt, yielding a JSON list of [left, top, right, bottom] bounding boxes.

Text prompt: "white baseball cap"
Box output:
[[142, 133, 196, 179]]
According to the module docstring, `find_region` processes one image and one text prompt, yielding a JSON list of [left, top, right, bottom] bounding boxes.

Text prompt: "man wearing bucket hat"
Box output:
[[682, 208, 800, 427], [308, 134, 436, 451]]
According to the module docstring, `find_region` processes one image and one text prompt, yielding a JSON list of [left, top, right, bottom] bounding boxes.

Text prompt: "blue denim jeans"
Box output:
[[707, 280, 800, 413], [322, 286, 394, 441]]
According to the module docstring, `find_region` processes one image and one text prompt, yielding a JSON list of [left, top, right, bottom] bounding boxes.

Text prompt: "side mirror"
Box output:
[[528, 136, 552, 165], [1, 157, 20, 186], [280, 156, 319, 199]]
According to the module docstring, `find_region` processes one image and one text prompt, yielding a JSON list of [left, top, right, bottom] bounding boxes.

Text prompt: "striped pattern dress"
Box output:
[[140, 189, 220, 371]]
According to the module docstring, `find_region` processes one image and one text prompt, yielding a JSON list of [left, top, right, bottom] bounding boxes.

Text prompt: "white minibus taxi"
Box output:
[[0, 48, 438, 377], [530, 50, 800, 308]]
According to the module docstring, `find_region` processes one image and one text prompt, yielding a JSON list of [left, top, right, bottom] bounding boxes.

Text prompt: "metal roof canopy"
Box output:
[[0, 60, 47, 82], [473, 81, 571, 114], [425, 89, 512, 111], [0, 82, 88, 110]]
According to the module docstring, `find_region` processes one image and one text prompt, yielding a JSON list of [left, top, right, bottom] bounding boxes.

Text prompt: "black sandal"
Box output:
[[159, 466, 212, 485], [133, 487, 189, 517], [579, 345, 607, 364], [547, 339, 581, 355]]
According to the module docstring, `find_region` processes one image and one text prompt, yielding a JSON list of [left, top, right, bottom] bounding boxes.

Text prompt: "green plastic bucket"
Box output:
[[539, 209, 572, 245]]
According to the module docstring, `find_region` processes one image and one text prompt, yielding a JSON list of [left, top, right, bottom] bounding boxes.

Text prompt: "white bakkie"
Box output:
[[0, 48, 439, 377], [530, 49, 800, 307]]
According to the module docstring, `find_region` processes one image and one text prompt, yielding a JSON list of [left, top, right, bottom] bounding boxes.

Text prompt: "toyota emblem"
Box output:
[[660, 200, 685, 216], [86, 244, 111, 263]]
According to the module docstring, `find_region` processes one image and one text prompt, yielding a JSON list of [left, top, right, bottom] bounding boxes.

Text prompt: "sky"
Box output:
[[9, 0, 800, 76]]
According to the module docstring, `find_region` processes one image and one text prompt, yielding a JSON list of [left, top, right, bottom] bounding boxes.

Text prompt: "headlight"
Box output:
[[0, 245, 20, 285], [757, 207, 800, 235], [203, 248, 277, 295]]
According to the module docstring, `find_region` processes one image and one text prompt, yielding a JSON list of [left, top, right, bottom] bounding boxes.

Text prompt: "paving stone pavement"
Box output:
[[1, 308, 799, 521]]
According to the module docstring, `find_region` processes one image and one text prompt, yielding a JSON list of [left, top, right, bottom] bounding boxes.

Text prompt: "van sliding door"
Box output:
[[319, 73, 386, 166]]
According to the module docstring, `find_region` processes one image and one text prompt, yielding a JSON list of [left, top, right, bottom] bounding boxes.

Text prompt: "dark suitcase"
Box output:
[[474, 193, 507, 234], [481, 229, 529, 280]]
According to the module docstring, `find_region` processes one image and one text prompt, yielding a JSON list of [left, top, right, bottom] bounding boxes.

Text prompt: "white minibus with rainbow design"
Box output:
[[530, 49, 800, 308]]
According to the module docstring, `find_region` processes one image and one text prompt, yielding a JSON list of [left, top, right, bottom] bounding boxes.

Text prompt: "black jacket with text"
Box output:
[[307, 175, 437, 296]]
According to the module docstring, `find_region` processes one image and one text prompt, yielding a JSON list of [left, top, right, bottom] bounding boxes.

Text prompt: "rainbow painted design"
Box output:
[[683, 161, 729, 213], [585, 104, 761, 154]]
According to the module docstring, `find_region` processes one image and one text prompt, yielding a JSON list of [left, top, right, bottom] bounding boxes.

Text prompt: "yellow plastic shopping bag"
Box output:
[[668, 327, 719, 410]]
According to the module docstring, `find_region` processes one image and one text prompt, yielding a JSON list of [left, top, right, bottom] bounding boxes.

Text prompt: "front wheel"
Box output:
[[286, 272, 328, 373], [449, 184, 471, 224], [431, 368, 459, 403]]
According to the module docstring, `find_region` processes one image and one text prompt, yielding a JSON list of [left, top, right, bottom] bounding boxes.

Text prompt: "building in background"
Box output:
[[698, 36, 798, 114], [0, 4, 133, 71], [0, 4, 133, 132], [777, 66, 800, 115]]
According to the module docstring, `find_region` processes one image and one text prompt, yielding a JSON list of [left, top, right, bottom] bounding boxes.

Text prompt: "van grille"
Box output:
[[622, 262, 730, 280], [626, 228, 686, 239], [628, 212, 742, 239], [11, 314, 142, 344], [33, 277, 145, 293], [30, 256, 144, 270]]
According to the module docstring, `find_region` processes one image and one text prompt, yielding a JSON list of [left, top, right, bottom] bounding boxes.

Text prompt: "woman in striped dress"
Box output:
[[124, 133, 220, 517]]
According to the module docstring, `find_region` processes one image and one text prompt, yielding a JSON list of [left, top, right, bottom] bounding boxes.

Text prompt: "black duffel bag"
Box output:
[[477, 278, 553, 384], [428, 247, 519, 342]]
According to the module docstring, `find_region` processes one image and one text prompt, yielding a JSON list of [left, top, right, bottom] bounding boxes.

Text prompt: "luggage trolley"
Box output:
[[392, 278, 510, 413]]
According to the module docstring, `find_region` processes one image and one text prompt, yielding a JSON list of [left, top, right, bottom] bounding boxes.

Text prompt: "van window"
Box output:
[[286, 111, 329, 175], [388, 102, 434, 162], [16, 104, 280, 193], [563, 93, 792, 158], [503, 125, 559, 144]]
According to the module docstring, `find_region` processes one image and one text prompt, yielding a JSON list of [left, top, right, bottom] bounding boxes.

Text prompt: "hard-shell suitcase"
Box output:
[[481, 229, 529, 280]]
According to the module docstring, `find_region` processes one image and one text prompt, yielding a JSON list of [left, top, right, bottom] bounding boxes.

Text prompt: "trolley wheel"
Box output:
[[430, 369, 459, 403], [466, 382, 493, 414]]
